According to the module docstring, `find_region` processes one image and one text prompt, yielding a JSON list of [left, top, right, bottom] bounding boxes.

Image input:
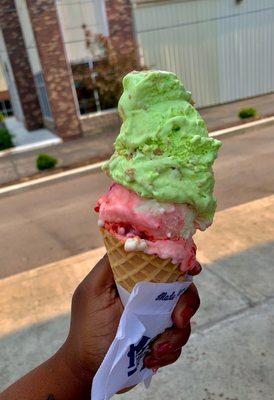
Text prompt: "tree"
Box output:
[[81, 25, 141, 111]]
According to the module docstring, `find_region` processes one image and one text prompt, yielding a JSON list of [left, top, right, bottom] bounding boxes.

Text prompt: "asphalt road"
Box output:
[[1, 126, 274, 278]]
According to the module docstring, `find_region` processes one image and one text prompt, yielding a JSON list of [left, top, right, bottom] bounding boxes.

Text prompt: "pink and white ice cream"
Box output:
[[95, 184, 204, 272]]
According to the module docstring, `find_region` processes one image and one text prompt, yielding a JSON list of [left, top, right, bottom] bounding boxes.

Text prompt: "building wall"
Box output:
[[14, 0, 53, 122], [217, 0, 274, 103], [105, 0, 138, 64], [0, 0, 43, 129], [0, 0, 139, 136], [133, 0, 274, 107], [25, 0, 83, 139], [15, 0, 42, 74]]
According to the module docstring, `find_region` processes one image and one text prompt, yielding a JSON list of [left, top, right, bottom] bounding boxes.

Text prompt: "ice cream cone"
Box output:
[[100, 228, 185, 293]]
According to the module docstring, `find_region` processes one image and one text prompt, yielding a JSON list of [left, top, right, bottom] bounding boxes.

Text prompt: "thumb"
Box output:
[[81, 254, 116, 296]]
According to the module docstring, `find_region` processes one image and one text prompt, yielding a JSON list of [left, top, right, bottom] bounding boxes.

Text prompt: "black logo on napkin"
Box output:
[[127, 335, 151, 377]]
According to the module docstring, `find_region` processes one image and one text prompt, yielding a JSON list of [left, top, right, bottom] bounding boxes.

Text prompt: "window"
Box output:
[[71, 59, 118, 115], [0, 99, 13, 116], [71, 61, 97, 114], [56, 0, 109, 64], [34, 72, 52, 119]]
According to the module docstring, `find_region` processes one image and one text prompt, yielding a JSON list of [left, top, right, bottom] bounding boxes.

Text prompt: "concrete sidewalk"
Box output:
[[3, 117, 61, 151], [1, 92, 273, 187], [0, 128, 118, 186], [1, 195, 274, 398]]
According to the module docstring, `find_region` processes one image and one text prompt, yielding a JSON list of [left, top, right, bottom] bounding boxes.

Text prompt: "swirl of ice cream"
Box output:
[[103, 70, 221, 225], [95, 184, 198, 272]]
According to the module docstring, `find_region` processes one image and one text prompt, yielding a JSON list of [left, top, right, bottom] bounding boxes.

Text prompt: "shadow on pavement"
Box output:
[[1, 242, 274, 393]]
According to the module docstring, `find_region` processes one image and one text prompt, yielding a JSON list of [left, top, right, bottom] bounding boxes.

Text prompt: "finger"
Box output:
[[188, 261, 202, 276], [145, 349, 182, 369], [80, 254, 116, 295], [149, 324, 191, 359], [172, 284, 200, 329], [117, 385, 136, 394]]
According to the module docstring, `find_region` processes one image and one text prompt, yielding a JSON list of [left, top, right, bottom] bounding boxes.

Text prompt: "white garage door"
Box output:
[[132, 0, 274, 107]]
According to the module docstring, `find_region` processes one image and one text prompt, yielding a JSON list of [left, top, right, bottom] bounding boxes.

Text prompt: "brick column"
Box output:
[[104, 0, 139, 67], [0, 0, 43, 131], [26, 0, 82, 139]]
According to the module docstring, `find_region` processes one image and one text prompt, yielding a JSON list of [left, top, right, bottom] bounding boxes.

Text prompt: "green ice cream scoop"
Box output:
[[103, 70, 222, 224]]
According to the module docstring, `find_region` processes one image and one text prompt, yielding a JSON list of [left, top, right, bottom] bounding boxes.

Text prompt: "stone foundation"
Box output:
[[81, 109, 121, 136]]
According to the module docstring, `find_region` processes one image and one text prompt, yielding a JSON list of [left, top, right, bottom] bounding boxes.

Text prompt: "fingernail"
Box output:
[[193, 262, 202, 274], [156, 342, 173, 356], [181, 307, 195, 326]]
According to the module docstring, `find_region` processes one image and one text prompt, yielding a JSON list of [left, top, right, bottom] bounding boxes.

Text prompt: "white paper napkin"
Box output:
[[91, 278, 192, 400]]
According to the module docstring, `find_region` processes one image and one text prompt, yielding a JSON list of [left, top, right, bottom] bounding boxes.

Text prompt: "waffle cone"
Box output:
[[100, 228, 185, 293]]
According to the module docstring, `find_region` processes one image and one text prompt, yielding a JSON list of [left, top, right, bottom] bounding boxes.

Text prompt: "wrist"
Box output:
[[55, 340, 94, 389]]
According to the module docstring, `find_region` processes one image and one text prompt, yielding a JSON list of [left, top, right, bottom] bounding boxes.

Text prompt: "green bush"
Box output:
[[238, 108, 256, 119], [0, 127, 14, 151], [0, 113, 5, 123], [36, 153, 58, 171]]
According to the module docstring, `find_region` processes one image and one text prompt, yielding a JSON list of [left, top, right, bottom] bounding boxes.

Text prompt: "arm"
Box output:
[[0, 256, 201, 400], [1, 255, 122, 400], [0, 344, 92, 400]]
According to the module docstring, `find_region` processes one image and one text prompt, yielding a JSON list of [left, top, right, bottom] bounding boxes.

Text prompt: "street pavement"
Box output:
[[1, 92, 274, 187], [1, 195, 273, 398], [0, 125, 274, 278]]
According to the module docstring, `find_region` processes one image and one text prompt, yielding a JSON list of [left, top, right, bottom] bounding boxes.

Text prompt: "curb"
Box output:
[[210, 115, 274, 138], [0, 137, 62, 158], [0, 160, 106, 197], [1, 116, 274, 197]]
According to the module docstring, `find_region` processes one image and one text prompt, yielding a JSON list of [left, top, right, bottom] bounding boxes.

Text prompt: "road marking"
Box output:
[[0, 160, 106, 195], [1, 115, 274, 195], [0, 138, 62, 158], [210, 115, 274, 137]]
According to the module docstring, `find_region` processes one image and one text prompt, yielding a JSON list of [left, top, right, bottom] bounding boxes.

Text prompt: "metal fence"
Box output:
[[133, 0, 274, 107]]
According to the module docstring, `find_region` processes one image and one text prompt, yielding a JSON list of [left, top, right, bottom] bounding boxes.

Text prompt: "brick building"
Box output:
[[1, 0, 273, 140], [0, 0, 137, 139]]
